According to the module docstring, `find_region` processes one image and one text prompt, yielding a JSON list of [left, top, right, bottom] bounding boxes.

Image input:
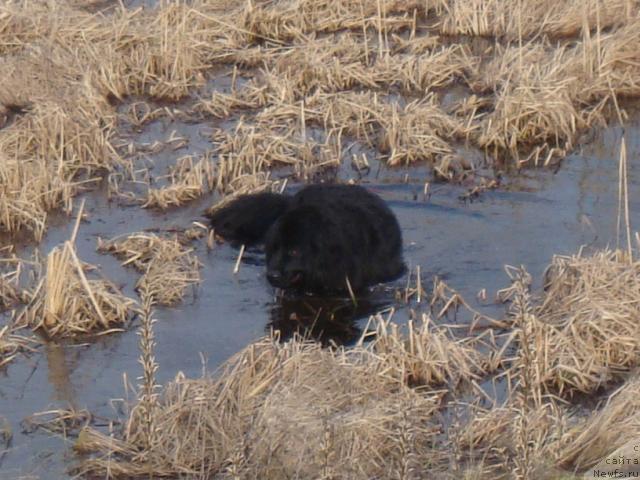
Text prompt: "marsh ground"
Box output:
[[0, 110, 638, 478], [2, 0, 640, 478]]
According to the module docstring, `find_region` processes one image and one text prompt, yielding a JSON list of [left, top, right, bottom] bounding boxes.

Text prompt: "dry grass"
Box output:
[[76, 336, 443, 479], [360, 312, 494, 388], [439, 0, 638, 39], [1, 0, 640, 237], [26, 246, 639, 478], [581, 18, 640, 100], [3, 1, 640, 476], [212, 120, 340, 189], [473, 45, 592, 166], [143, 154, 215, 209], [0, 323, 37, 368], [21, 408, 92, 436], [556, 374, 640, 470], [0, 247, 30, 310], [528, 249, 640, 397], [97, 232, 201, 306], [18, 207, 136, 338]]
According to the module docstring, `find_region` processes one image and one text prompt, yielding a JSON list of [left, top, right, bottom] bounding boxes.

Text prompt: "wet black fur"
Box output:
[[206, 192, 291, 247], [207, 184, 405, 293]]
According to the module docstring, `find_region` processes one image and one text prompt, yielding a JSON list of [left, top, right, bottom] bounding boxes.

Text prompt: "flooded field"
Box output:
[[3, 0, 640, 478], [0, 108, 638, 478]]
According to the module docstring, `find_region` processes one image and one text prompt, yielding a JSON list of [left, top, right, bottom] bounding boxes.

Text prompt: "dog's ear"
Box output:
[[206, 193, 291, 246]]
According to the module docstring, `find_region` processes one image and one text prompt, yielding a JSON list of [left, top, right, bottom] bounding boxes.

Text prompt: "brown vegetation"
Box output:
[[2, 0, 640, 477], [17, 208, 136, 338], [0, 324, 36, 368], [0, 0, 639, 238], [97, 231, 202, 306], [76, 335, 445, 479], [73, 245, 640, 478]]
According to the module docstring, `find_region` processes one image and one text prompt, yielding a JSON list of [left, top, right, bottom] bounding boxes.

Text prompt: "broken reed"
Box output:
[[0, 324, 37, 368], [19, 205, 135, 338], [126, 276, 160, 456]]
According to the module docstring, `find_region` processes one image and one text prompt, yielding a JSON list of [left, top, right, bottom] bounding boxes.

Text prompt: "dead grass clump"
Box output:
[[269, 35, 377, 94], [542, 0, 638, 38], [144, 154, 215, 209], [97, 232, 201, 306], [79, 2, 235, 101], [134, 3, 209, 100], [303, 92, 468, 168], [380, 95, 463, 166], [299, 91, 384, 143], [581, 18, 640, 100], [198, 40, 472, 122], [532, 249, 640, 396], [19, 208, 136, 338], [213, 121, 339, 191], [477, 59, 587, 166], [238, 0, 436, 43], [362, 312, 492, 388], [0, 47, 119, 238], [555, 374, 640, 471], [22, 241, 135, 338], [374, 44, 475, 93], [457, 402, 567, 478], [450, 267, 567, 477], [77, 336, 442, 479], [439, 0, 636, 39]]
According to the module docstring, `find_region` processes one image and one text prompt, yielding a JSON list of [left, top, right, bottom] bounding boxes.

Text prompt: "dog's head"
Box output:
[[264, 205, 354, 293]]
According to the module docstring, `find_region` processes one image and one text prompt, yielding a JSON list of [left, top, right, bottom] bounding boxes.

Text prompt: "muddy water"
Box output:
[[1, 110, 640, 477]]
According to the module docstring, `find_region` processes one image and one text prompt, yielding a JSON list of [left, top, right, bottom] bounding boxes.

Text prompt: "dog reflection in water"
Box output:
[[267, 293, 391, 346]]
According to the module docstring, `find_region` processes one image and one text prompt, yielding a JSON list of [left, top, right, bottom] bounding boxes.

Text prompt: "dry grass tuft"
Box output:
[[0, 247, 30, 311], [22, 240, 135, 338], [457, 401, 567, 478], [19, 206, 136, 338], [439, 0, 637, 39], [380, 95, 464, 166], [97, 232, 201, 306], [361, 312, 493, 388], [212, 120, 339, 190], [582, 18, 640, 99], [531, 249, 640, 396], [475, 45, 591, 166], [77, 336, 443, 479], [556, 374, 640, 470], [143, 154, 215, 209]]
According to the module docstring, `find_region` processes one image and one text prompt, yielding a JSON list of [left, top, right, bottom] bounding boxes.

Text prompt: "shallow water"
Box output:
[[1, 103, 640, 477]]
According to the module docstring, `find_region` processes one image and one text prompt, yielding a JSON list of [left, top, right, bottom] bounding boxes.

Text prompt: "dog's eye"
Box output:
[[288, 248, 300, 257]]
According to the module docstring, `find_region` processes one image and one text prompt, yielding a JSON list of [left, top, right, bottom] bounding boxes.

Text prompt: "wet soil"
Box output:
[[1, 83, 640, 480]]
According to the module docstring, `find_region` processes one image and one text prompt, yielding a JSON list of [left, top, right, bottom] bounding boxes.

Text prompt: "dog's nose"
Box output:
[[266, 271, 282, 286]]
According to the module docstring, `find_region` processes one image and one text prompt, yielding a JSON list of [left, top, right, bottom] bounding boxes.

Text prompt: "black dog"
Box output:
[[207, 184, 405, 294]]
